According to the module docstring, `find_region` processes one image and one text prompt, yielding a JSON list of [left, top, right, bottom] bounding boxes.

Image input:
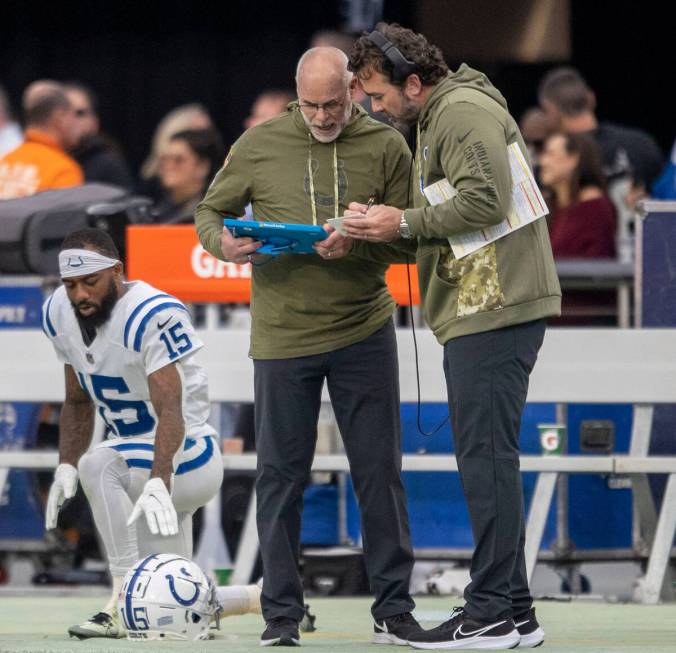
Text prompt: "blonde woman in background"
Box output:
[[140, 103, 213, 182]]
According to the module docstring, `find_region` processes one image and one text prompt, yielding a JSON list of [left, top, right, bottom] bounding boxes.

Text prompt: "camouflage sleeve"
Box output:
[[438, 244, 506, 317]]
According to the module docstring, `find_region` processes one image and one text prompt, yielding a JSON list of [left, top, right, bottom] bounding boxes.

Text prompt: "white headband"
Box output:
[[59, 248, 120, 278]]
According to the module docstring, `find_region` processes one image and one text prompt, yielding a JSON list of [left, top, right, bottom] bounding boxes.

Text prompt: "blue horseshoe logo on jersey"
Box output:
[[165, 572, 200, 606]]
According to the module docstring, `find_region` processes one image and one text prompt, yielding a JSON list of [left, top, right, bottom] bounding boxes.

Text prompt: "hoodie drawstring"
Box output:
[[307, 134, 339, 225], [415, 121, 425, 197]]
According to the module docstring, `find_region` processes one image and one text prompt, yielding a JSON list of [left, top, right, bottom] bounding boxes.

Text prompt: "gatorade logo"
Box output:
[[191, 245, 251, 279], [540, 429, 561, 451]]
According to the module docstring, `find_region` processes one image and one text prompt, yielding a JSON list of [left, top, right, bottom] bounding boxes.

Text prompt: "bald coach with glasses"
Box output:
[[195, 47, 421, 647]]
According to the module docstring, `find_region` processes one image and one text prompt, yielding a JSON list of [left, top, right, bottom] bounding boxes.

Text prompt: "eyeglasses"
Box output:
[[298, 98, 346, 117]]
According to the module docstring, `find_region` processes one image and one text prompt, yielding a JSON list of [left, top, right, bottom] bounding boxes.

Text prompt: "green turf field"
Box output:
[[1, 595, 676, 652]]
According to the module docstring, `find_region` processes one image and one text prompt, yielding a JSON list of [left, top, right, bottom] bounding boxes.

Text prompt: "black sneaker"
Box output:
[[373, 612, 423, 645], [299, 604, 317, 633], [407, 608, 520, 650], [514, 608, 544, 648], [260, 617, 300, 647]]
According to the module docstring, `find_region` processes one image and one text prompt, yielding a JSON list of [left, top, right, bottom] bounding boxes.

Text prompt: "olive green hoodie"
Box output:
[[402, 66, 561, 344], [195, 103, 411, 359]]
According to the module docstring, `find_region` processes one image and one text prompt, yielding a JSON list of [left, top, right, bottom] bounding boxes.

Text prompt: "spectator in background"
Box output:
[[0, 80, 83, 199], [538, 67, 663, 263], [243, 89, 294, 130], [64, 82, 133, 190], [152, 128, 224, 223], [540, 132, 616, 325], [140, 103, 213, 185], [0, 84, 22, 156], [519, 107, 551, 195], [538, 67, 664, 197], [540, 132, 616, 258], [519, 106, 551, 181]]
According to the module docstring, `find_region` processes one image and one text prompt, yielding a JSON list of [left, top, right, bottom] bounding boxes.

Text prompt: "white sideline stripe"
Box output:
[[1, 452, 676, 473], [2, 328, 676, 403]]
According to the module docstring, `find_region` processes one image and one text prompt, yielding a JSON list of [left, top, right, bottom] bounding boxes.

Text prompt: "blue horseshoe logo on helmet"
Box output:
[[165, 573, 200, 606]]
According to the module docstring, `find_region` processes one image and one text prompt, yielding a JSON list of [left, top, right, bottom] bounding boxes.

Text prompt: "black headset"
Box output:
[[366, 30, 417, 83]]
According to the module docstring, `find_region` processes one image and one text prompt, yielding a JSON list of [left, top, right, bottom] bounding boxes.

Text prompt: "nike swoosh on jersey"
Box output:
[[457, 129, 473, 144], [157, 317, 172, 329], [454, 620, 506, 639]]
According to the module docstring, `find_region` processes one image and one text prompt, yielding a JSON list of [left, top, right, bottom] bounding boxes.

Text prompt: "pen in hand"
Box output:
[[365, 196, 375, 213]]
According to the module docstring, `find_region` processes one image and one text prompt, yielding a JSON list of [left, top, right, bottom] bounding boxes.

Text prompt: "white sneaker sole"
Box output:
[[260, 635, 301, 647], [408, 629, 521, 650], [372, 632, 409, 645], [517, 627, 545, 648], [68, 626, 124, 640]]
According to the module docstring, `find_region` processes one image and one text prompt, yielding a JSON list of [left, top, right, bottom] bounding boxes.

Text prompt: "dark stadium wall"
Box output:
[[568, 0, 672, 157], [1, 1, 346, 173], [1, 0, 671, 175], [412, 0, 672, 161]]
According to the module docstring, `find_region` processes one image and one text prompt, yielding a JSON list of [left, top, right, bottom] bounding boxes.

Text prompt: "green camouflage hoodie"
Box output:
[[195, 103, 411, 359], [403, 66, 561, 344]]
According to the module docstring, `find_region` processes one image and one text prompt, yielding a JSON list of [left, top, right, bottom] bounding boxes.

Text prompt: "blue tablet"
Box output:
[[223, 219, 328, 255]]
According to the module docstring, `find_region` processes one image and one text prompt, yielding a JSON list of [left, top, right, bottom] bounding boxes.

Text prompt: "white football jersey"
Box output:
[[42, 280, 216, 441]]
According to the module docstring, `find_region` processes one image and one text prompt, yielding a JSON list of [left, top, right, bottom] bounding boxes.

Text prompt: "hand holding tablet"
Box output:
[[223, 219, 328, 255]]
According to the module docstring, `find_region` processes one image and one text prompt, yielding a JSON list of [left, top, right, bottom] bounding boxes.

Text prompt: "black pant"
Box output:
[[443, 319, 546, 622], [254, 319, 415, 622]]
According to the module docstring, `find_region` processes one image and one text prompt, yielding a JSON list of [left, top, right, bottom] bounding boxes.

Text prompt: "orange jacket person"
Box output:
[[0, 80, 83, 199]]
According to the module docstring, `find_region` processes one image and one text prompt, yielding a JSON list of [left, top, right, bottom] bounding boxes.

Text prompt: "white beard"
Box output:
[[302, 101, 353, 143]]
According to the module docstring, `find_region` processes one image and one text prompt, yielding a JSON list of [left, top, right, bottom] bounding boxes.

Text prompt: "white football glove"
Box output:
[[127, 477, 178, 536], [45, 463, 78, 530]]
